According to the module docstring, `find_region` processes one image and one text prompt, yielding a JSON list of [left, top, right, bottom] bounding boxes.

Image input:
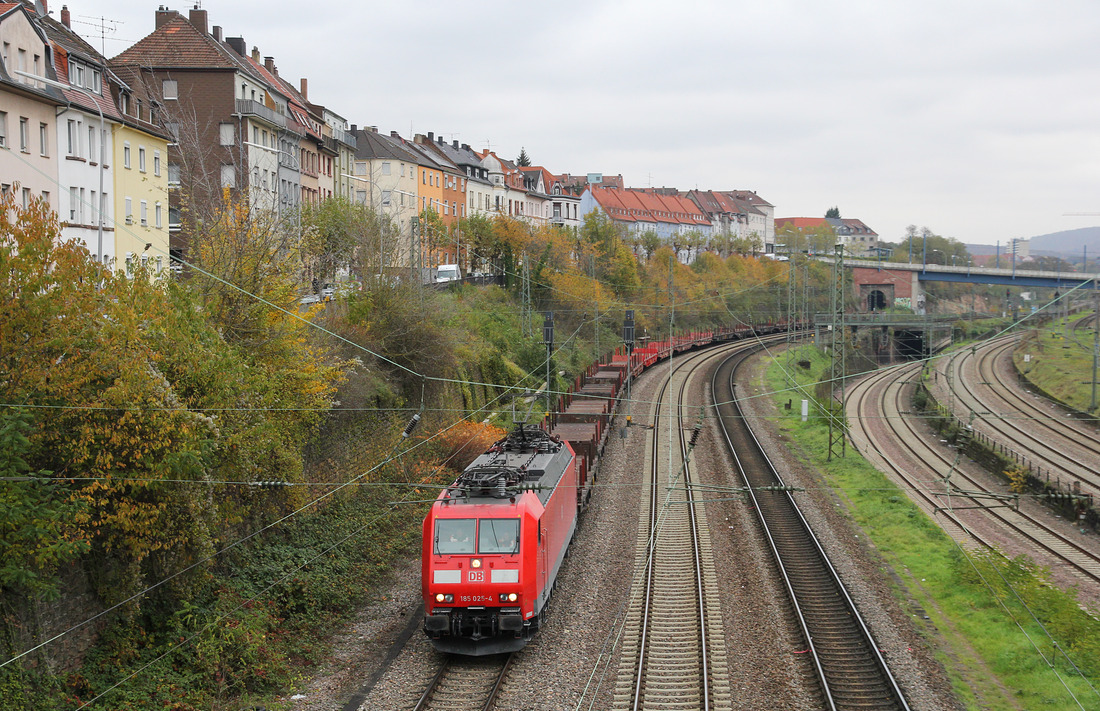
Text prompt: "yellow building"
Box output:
[[109, 95, 170, 276]]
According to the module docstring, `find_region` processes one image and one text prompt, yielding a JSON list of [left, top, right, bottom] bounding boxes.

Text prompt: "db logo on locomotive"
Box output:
[[469, 570, 484, 582]]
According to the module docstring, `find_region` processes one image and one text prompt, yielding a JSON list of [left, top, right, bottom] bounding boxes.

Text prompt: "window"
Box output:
[[0, 111, 6, 147], [153, 151, 161, 176], [162, 79, 178, 100], [221, 164, 235, 188], [88, 126, 96, 163], [124, 197, 132, 223], [252, 126, 259, 144], [478, 519, 519, 554], [220, 123, 235, 146], [168, 163, 181, 185], [138, 147, 146, 172], [355, 162, 367, 176], [22, 187, 30, 209], [123, 143, 131, 168], [120, 93, 130, 115], [39, 122, 47, 156], [69, 187, 78, 221], [382, 162, 391, 176], [422, 170, 426, 184], [41, 191, 49, 205], [140, 200, 148, 226], [381, 190, 391, 206], [19, 117, 28, 152], [434, 519, 475, 555]]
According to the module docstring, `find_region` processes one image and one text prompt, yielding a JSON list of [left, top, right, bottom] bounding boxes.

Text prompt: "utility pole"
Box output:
[[786, 248, 798, 372], [521, 254, 533, 337], [543, 312, 554, 424], [828, 244, 848, 460], [591, 255, 600, 360], [623, 309, 635, 436], [1092, 281, 1099, 412]]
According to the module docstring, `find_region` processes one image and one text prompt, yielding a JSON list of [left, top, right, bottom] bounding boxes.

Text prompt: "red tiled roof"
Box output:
[[112, 14, 240, 70], [775, 217, 830, 230], [50, 42, 122, 121]]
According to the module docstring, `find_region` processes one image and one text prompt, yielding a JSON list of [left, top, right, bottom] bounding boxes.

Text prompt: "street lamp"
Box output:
[[17, 69, 105, 267]]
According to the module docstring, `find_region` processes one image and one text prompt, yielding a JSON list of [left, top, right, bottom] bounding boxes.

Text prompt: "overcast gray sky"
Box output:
[[68, 0, 1100, 246]]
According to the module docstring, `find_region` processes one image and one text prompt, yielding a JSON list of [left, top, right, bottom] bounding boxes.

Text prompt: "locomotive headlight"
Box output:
[[435, 593, 453, 603], [499, 592, 518, 603], [471, 558, 482, 569]]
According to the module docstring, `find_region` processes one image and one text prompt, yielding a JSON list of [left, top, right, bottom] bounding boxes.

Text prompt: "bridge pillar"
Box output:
[[851, 266, 925, 314]]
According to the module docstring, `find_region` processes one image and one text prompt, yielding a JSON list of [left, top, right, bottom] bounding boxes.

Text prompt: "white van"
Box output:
[[434, 264, 462, 283]]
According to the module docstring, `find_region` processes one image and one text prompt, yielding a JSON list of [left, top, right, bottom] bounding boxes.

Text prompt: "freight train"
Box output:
[[420, 323, 789, 655]]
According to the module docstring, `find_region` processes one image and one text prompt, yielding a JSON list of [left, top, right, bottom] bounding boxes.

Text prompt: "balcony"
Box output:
[[235, 99, 286, 129], [331, 127, 356, 149]]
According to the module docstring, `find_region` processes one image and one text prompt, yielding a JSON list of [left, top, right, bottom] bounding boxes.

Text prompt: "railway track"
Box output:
[[939, 335, 1100, 498], [411, 653, 513, 711], [614, 342, 737, 710], [847, 361, 1100, 588], [713, 346, 909, 711]]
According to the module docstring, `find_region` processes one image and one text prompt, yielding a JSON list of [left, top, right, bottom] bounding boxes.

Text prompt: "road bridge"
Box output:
[[816, 258, 1100, 315]]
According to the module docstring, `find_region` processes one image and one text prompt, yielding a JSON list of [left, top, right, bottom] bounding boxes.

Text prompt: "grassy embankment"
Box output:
[[765, 345, 1100, 710], [1014, 314, 1100, 416]]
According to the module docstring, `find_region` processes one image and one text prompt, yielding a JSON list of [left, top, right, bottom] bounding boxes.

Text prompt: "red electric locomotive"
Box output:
[[421, 425, 578, 655]]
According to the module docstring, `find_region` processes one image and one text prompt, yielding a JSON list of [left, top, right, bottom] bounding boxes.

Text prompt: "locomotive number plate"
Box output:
[[468, 570, 485, 582], [459, 595, 494, 603]]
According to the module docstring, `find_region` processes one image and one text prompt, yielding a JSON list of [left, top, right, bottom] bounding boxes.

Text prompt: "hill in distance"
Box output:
[[968, 226, 1100, 259]]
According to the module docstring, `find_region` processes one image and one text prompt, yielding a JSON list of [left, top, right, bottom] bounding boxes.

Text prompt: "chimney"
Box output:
[[226, 37, 246, 56], [299, 77, 308, 99], [427, 132, 434, 142], [437, 135, 444, 145], [350, 124, 357, 133], [61, 5, 70, 28], [155, 6, 176, 29], [264, 56, 275, 73], [368, 126, 377, 133], [212, 25, 223, 42], [188, 6, 208, 34], [251, 47, 261, 63], [461, 143, 469, 151], [390, 131, 400, 138], [453, 140, 459, 148]]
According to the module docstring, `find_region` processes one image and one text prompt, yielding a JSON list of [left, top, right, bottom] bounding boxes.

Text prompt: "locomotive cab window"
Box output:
[[478, 518, 519, 554], [435, 519, 475, 554]]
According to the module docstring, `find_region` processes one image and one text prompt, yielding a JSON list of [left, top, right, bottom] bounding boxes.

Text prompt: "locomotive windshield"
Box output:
[[435, 519, 475, 554], [478, 518, 519, 554]]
